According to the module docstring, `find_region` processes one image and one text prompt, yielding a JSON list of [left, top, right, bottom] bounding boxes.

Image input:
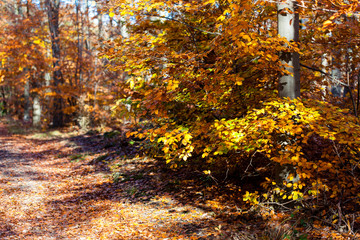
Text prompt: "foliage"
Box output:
[[1, 0, 360, 237], [0, 0, 114, 127], [217, 98, 360, 207], [105, 0, 360, 234]]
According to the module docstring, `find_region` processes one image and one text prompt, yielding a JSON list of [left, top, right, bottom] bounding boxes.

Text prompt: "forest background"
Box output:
[[1, 0, 360, 239]]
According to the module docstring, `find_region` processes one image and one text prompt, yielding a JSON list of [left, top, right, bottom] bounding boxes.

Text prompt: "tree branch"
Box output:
[[142, 13, 221, 36], [300, 63, 349, 87]]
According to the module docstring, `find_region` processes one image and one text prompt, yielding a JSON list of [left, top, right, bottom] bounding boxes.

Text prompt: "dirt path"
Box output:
[[0, 121, 243, 240], [0, 122, 81, 239]]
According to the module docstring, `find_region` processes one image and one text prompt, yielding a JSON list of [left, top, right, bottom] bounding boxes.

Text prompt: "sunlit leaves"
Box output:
[[322, 20, 334, 29], [103, 1, 360, 233], [156, 127, 194, 163], [208, 97, 360, 205], [243, 191, 259, 205]]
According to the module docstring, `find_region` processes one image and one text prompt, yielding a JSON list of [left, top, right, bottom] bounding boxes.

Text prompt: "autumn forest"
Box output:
[[1, 0, 360, 239]]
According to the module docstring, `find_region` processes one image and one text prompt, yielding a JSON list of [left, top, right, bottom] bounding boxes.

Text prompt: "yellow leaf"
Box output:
[[242, 34, 251, 42], [44, 92, 57, 97], [235, 77, 244, 85], [217, 15, 225, 21], [163, 147, 169, 153], [322, 20, 333, 29], [109, 12, 115, 18], [129, 79, 135, 89], [204, 0, 216, 5], [203, 170, 211, 175]]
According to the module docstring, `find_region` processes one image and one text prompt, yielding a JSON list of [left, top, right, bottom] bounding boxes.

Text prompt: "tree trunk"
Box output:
[[23, 71, 30, 122], [23, 2, 32, 123], [74, 0, 83, 87], [44, 67, 52, 123], [321, 53, 329, 99], [45, 0, 64, 127], [96, 2, 103, 42], [0, 87, 8, 116], [32, 94, 41, 127], [330, 51, 342, 97], [277, 0, 300, 99], [276, 0, 301, 185]]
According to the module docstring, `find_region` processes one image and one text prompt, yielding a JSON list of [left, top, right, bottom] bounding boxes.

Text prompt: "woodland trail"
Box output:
[[0, 120, 243, 240], [0, 122, 75, 239]]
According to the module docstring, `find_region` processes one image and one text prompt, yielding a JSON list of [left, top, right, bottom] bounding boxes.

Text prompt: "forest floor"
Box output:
[[0, 117, 358, 240]]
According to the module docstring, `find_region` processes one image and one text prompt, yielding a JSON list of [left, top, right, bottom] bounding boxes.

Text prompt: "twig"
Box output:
[[174, 9, 200, 53], [260, 200, 296, 210], [241, 151, 257, 180], [142, 13, 221, 36], [223, 159, 229, 182], [300, 63, 349, 87]]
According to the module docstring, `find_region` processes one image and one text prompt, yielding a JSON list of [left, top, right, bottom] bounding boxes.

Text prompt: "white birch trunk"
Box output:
[[277, 0, 300, 99], [32, 94, 41, 127]]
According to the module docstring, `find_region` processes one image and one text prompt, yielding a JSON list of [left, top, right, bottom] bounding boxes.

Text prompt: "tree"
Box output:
[[277, 0, 300, 99], [104, 1, 360, 228], [0, 0, 121, 128], [45, 0, 64, 127], [275, 0, 301, 184]]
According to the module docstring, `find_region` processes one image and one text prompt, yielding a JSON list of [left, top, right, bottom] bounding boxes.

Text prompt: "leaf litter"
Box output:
[[0, 119, 357, 239], [0, 121, 250, 239]]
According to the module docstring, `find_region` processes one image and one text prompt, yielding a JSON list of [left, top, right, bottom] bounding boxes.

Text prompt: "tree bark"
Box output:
[[45, 0, 64, 127], [23, 71, 30, 122], [32, 93, 41, 127], [278, 0, 300, 99], [74, 0, 83, 87], [276, 0, 301, 186]]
